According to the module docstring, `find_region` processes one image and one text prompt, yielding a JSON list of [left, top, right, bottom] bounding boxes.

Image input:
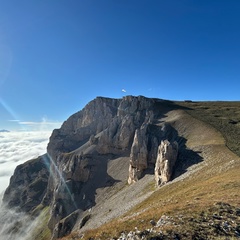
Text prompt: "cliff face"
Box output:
[[47, 96, 155, 159], [3, 96, 181, 239], [3, 154, 50, 212]]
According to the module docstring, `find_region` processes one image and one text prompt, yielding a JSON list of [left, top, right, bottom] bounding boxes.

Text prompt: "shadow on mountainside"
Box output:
[[74, 154, 123, 211], [163, 121, 204, 181], [173, 137, 203, 180], [143, 137, 204, 181], [51, 153, 124, 216], [64, 100, 195, 211], [49, 98, 205, 237], [48, 153, 125, 237], [178, 100, 240, 158], [142, 110, 204, 183], [155, 100, 204, 180], [152, 99, 192, 116]]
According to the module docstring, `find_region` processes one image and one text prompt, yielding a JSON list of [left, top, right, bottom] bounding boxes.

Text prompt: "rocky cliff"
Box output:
[[3, 154, 50, 212], [155, 140, 178, 186], [2, 96, 183, 239]]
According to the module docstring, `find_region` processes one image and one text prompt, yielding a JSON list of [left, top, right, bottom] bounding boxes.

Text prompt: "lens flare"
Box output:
[[0, 98, 19, 121], [44, 154, 78, 210]]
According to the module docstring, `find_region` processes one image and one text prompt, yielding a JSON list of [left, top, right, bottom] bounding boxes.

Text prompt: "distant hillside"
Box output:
[[2, 96, 240, 240], [0, 129, 10, 132], [178, 101, 240, 157]]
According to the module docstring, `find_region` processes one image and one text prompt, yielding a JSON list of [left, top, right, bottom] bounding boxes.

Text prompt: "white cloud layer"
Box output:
[[0, 131, 52, 194], [0, 203, 40, 240], [8, 117, 62, 131], [0, 131, 53, 240]]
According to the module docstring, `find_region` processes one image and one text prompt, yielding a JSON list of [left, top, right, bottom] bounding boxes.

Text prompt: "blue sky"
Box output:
[[0, 0, 240, 130]]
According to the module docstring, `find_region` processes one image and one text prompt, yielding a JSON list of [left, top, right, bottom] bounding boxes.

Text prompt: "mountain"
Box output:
[[0, 129, 10, 132], [2, 96, 240, 240]]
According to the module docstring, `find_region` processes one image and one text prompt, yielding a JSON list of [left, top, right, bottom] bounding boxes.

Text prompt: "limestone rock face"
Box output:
[[3, 96, 182, 240], [45, 96, 159, 236], [155, 140, 178, 186], [47, 96, 154, 160], [47, 152, 92, 231], [128, 124, 148, 184], [60, 153, 90, 182], [3, 154, 50, 212], [51, 210, 81, 240], [47, 97, 120, 161]]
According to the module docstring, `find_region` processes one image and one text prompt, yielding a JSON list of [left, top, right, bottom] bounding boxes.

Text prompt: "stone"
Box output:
[[51, 210, 80, 239], [150, 219, 156, 226], [155, 140, 178, 186], [128, 124, 148, 184]]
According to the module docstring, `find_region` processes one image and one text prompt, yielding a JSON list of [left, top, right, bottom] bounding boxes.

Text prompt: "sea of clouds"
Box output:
[[0, 130, 53, 240], [0, 202, 41, 240], [0, 131, 52, 195]]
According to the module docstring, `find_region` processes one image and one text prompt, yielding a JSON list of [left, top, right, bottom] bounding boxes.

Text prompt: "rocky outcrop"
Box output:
[[52, 210, 81, 240], [47, 153, 92, 231], [128, 124, 148, 184], [43, 96, 163, 236], [114, 203, 240, 240], [47, 96, 154, 160], [128, 122, 179, 184], [3, 154, 50, 212], [47, 97, 119, 161], [155, 140, 178, 186], [3, 96, 181, 239], [60, 153, 91, 182]]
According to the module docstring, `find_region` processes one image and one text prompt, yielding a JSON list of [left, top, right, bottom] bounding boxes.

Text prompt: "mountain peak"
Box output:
[[2, 96, 240, 240]]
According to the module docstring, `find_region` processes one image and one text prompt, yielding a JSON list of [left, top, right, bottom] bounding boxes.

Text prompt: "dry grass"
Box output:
[[178, 101, 240, 157], [60, 100, 240, 239], [76, 162, 239, 239]]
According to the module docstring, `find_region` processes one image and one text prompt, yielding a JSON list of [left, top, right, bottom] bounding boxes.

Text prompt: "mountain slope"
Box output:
[[64, 101, 240, 239], [2, 96, 240, 240], [68, 107, 240, 239]]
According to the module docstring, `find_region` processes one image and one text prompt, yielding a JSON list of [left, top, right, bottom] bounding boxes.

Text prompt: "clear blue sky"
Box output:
[[0, 0, 240, 130]]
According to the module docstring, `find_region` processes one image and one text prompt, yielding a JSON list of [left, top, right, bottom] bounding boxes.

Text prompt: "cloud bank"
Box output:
[[8, 117, 62, 131], [0, 131, 52, 194], [0, 131, 55, 240], [0, 203, 40, 240]]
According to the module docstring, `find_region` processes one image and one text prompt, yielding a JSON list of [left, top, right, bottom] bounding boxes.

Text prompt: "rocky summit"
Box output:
[[2, 96, 240, 240]]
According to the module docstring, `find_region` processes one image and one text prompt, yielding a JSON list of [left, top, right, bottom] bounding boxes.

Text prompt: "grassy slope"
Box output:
[[62, 101, 240, 239], [179, 101, 240, 157], [29, 206, 52, 240]]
